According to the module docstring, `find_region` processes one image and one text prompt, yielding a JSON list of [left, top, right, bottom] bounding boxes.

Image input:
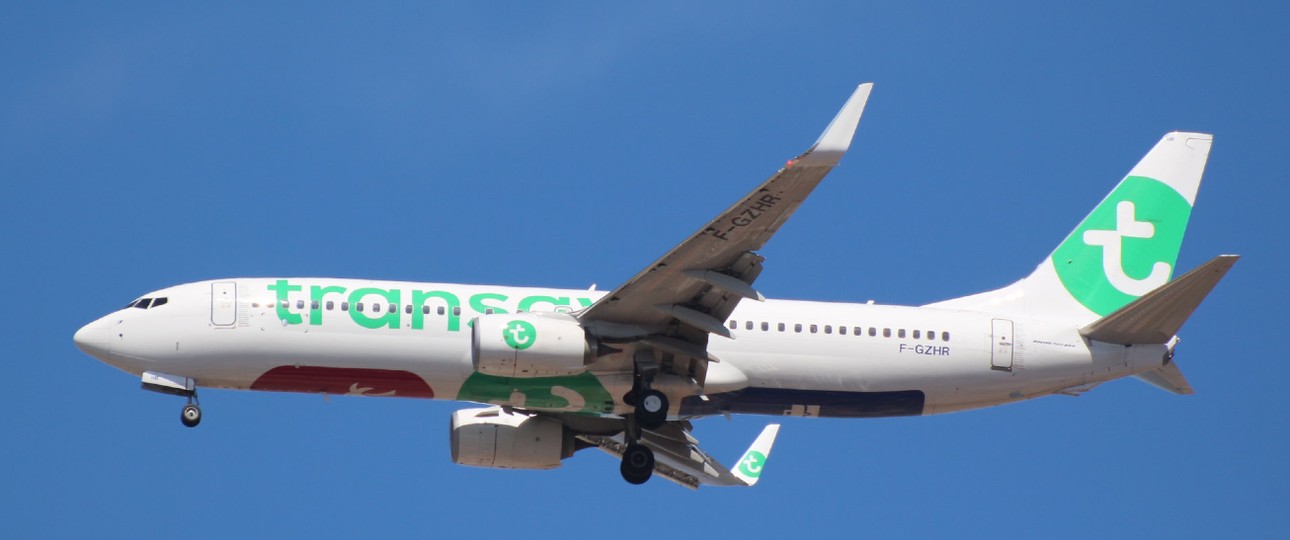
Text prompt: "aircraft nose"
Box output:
[[73, 320, 112, 358]]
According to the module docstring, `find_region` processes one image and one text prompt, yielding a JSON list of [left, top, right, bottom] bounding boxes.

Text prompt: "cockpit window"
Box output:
[[124, 297, 168, 310]]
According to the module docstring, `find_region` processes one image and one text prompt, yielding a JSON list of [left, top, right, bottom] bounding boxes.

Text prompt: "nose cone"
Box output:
[[73, 319, 112, 360]]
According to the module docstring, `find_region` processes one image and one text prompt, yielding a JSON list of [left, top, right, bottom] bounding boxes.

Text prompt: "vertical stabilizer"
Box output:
[[928, 132, 1213, 324]]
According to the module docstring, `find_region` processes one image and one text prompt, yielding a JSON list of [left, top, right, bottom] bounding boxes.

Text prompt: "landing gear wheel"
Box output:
[[180, 404, 202, 428], [620, 443, 654, 485], [635, 389, 668, 430]]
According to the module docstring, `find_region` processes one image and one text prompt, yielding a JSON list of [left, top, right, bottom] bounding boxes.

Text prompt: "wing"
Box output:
[[580, 422, 782, 489], [577, 84, 873, 382]]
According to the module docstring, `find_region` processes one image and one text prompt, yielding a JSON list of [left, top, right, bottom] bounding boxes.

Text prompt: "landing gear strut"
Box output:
[[180, 393, 201, 428]]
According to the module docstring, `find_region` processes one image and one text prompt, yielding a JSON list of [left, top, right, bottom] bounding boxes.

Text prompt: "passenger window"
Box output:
[[810, 324, 818, 334], [913, 330, 920, 339], [341, 302, 349, 311], [794, 324, 803, 333], [898, 329, 906, 338], [251, 302, 259, 308], [422, 306, 430, 315], [927, 330, 935, 341], [311, 301, 319, 310], [486, 308, 495, 315], [452, 307, 461, 316], [778, 323, 786, 332], [854, 327, 863, 336], [326, 301, 334, 310], [152, 297, 168, 308], [824, 325, 832, 334], [883, 328, 891, 338], [869, 327, 877, 337], [745, 321, 753, 330], [296, 300, 304, 309], [438, 306, 446, 316], [281, 301, 288, 309], [405, 305, 412, 314], [942, 331, 951, 342], [729, 320, 738, 330], [356, 303, 364, 312], [388, 304, 396, 314]]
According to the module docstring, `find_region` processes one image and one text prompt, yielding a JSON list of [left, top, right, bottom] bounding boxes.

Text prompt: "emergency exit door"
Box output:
[[991, 318, 1014, 371]]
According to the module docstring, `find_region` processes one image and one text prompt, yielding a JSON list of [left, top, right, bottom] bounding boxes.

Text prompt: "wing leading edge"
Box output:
[[578, 83, 874, 384]]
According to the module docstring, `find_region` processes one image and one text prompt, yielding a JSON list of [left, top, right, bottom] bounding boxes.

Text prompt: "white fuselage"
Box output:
[[75, 278, 1170, 419]]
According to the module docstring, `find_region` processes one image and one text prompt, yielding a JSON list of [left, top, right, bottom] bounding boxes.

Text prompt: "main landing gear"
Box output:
[[620, 443, 655, 485], [636, 389, 668, 430], [619, 351, 669, 484]]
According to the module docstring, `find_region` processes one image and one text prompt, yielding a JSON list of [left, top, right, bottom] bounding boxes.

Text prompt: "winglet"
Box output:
[[796, 83, 873, 167], [730, 424, 781, 486]]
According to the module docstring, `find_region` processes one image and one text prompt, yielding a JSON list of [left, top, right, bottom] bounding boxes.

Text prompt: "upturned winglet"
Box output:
[[730, 424, 781, 486], [796, 83, 873, 167]]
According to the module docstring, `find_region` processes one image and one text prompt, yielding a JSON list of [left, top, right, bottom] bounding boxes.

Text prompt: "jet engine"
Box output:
[[449, 406, 575, 470], [471, 312, 592, 377]]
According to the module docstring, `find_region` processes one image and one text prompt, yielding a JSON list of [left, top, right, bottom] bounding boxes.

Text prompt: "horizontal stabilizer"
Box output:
[[1080, 255, 1238, 344], [1134, 360, 1194, 395]]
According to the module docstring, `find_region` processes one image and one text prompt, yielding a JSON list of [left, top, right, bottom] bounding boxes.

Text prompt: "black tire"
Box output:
[[620, 444, 654, 485], [181, 404, 202, 428], [636, 389, 668, 430]]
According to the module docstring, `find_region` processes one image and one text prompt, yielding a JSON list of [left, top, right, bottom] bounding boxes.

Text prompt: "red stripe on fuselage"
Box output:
[[250, 366, 435, 398]]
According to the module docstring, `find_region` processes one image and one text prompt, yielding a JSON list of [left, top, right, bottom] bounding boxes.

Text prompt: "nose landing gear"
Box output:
[[140, 371, 203, 428], [180, 394, 201, 428]]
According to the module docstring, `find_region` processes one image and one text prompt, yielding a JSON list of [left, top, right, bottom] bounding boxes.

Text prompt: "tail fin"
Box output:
[[928, 132, 1214, 323], [730, 424, 781, 487]]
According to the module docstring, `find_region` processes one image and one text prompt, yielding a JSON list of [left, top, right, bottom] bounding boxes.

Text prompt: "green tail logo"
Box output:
[[738, 451, 767, 478], [1052, 176, 1192, 316]]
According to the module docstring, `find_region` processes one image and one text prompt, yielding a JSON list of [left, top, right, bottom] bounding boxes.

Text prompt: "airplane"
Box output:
[[74, 83, 1236, 488]]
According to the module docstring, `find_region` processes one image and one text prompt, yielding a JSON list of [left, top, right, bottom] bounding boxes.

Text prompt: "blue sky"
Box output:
[[3, 2, 1287, 538]]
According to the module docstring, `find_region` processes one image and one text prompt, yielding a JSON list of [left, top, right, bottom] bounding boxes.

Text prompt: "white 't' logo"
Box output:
[[1081, 201, 1171, 296]]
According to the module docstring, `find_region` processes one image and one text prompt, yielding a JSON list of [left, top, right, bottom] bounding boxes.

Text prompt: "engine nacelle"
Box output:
[[471, 312, 592, 378], [449, 406, 575, 470]]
